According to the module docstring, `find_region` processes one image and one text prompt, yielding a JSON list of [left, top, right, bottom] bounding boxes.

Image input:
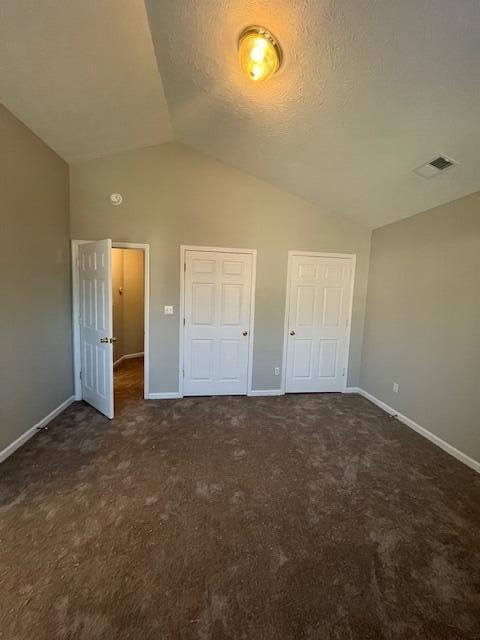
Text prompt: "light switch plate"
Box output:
[[164, 305, 174, 315]]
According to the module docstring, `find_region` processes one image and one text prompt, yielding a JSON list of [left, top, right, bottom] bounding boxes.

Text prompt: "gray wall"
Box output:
[[112, 248, 125, 362], [112, 248, 144, 363], [360, 191, 480, 462], [70, 142, 371, 393], [122, 249, 144, 357], [0, 104, 73, 452]]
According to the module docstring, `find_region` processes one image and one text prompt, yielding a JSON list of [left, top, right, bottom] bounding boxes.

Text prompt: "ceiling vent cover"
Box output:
[[429, 156, 453, 170], [414, 155, 458, 179]]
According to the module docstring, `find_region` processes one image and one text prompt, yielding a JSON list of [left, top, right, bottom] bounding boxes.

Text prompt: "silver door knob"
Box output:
[[109, 337, 117, 343], [290, 330, 295, 336], [242, 331, 248, 336]]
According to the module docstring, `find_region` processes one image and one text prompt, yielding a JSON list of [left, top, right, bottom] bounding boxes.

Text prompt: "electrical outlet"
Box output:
[[393, 382, 399, 393], [164, 305, 174, 315], [274, 367, 280, 376]]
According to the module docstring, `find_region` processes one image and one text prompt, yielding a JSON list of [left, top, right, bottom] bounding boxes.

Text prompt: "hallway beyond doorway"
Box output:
[[114, 357, 144, 415]]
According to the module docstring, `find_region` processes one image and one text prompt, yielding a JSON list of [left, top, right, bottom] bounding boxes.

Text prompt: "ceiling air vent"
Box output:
[[413, 155, 458, 179]]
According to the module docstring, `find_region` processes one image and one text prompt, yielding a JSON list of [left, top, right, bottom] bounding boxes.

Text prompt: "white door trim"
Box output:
[[72, 240, 150, 401], [281, 251, 356, 394], [179, 245, 257, 397]]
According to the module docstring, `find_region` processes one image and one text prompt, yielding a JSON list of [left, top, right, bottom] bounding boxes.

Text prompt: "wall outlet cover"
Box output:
[[274, 367, 280, 376], [164, 305, 174, 315], [393, 382, 399, 393]]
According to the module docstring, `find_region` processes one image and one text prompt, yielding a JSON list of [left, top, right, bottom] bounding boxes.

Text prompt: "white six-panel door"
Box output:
[[285, 254, 354, 393], [79, 240, 114, 418], [183, 250, 254, 396]]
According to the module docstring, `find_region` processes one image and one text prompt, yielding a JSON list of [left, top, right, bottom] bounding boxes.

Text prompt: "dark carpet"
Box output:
[[1, 358, 479, 640]]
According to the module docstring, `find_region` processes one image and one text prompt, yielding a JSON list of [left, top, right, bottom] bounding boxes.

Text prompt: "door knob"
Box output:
[[109, 337, 117, 343], [290, 330, 295, 336], [242, 331, 248, 336], [100, 337, 109, 343]]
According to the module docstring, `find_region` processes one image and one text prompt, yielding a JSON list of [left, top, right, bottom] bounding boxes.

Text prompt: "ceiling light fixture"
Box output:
[[238, 26, 282, 82]]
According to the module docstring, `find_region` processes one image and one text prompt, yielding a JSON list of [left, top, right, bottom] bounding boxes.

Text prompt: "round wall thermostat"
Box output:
[[110, 193, 123, 205]]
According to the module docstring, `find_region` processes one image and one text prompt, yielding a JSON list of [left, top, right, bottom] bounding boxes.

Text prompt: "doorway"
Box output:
[[283, 251, 355, 393], [112, 247, 145, 411], [72, 240, 150, 418], [180, 246, 257, 396]]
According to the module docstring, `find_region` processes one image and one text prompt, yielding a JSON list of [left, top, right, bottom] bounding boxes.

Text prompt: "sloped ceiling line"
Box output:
[[1, 0, 479, 228]]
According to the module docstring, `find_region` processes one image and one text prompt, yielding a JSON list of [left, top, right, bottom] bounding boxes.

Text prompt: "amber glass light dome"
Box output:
[[238, 26, 282, 82]]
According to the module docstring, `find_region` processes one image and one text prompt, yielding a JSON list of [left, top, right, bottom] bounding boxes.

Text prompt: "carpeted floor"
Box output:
[[114, 355, 145, 411], [1, 358, 479, 640]]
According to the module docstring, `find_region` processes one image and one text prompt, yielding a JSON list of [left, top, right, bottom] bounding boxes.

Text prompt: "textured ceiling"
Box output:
[[1, 1, 479, 227], [146, 0, 480, 228], [0, 0, 172, 162]]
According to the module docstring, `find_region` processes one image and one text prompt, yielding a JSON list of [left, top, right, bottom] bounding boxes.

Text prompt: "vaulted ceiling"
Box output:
[[1, 1, 479, 227], [0, 0, 172, 162]]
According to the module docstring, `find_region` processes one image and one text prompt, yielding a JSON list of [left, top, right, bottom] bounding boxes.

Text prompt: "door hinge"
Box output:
[[183, 369, 185, 378], [184, 262, 186, 272], [342, 368, 345, 377], [183, 317, 186, 326], [80, 370, 82, 380]]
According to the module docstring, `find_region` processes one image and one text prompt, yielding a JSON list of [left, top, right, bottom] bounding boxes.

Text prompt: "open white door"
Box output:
[[78, 240, 114, 418]]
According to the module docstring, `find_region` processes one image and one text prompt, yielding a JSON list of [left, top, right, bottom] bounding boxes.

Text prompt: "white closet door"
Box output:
[[285, 254, 354, 393], [79, 239, 114, 418], [183, 250, 253, 396]]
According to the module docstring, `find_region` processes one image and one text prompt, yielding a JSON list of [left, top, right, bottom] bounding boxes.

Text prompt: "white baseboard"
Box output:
[[248, 389, 284, 397], [344, 386, 361, 393], [148, 392, 183, 400], [356, 388, 479, 474], [0, 396, 75, 465], [149, 390, 286, 399], [114, 352, 144, 368], [150, 390, 286, 399]]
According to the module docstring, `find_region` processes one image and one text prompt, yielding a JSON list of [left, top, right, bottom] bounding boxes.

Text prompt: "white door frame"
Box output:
[[72, 240, 150, 401], [179, 245, 257, 397], [281, 251, 356, 394]]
